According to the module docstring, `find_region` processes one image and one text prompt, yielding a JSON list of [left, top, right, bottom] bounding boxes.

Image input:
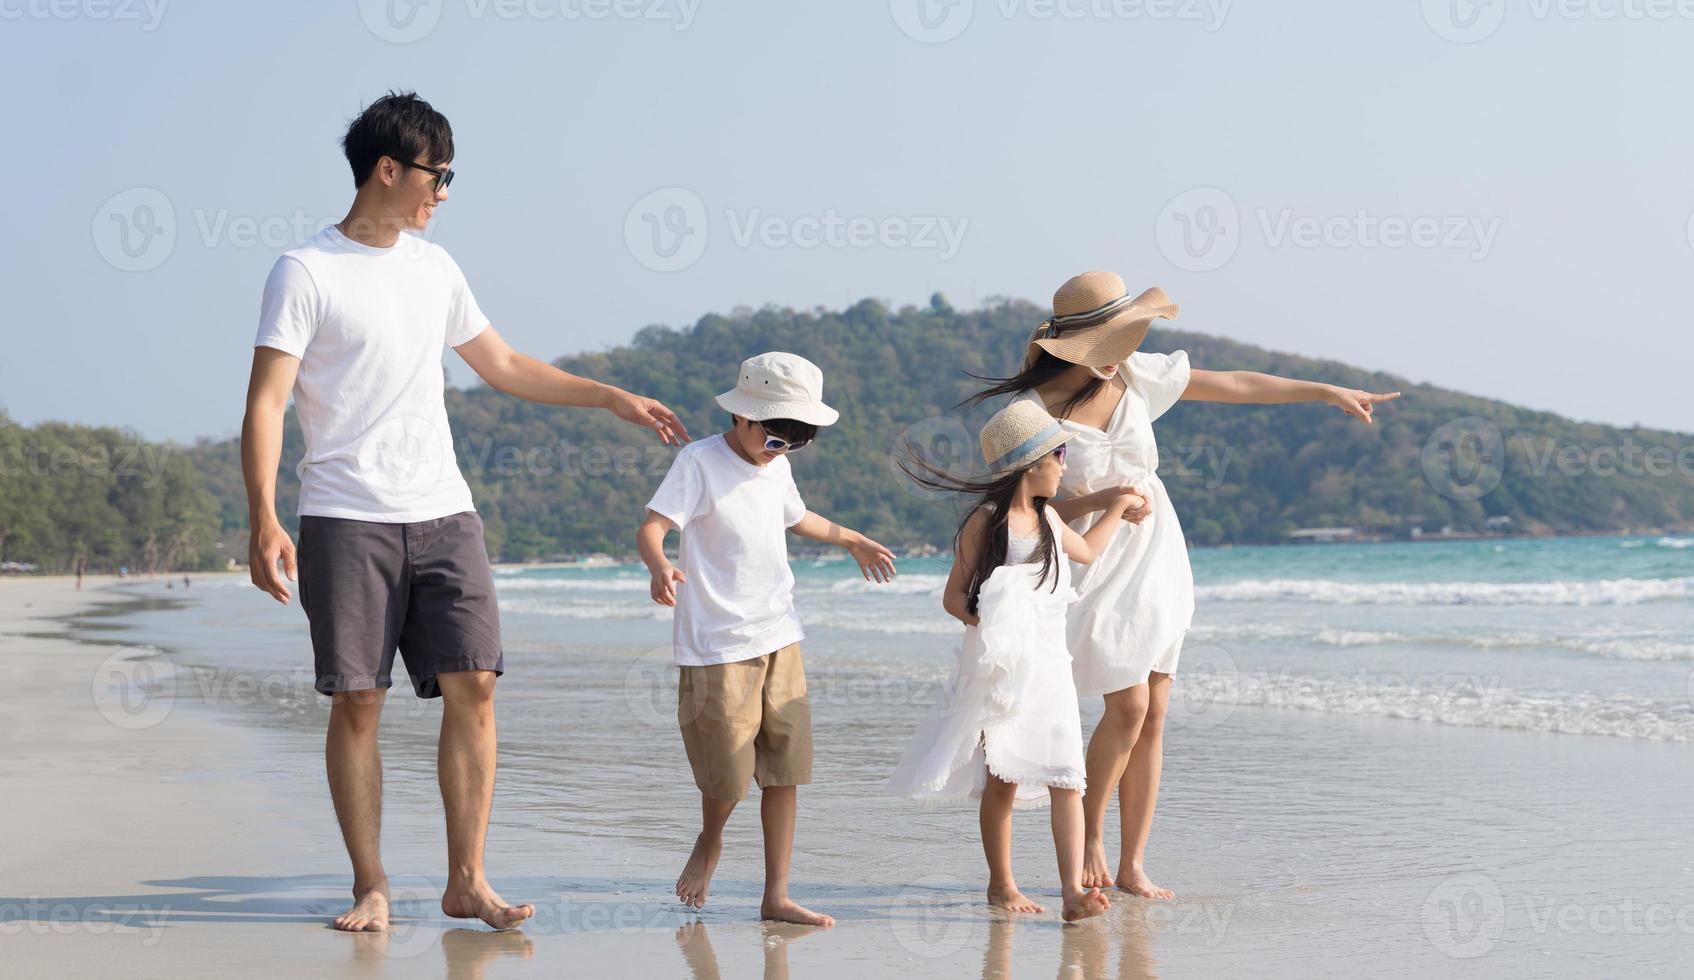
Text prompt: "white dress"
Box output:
[[886, 507, 1088, 809], [1016, 351, 1195, 697]]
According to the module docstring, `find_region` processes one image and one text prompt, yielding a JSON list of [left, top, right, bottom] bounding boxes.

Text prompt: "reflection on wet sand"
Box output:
[[675, 920, 824, 980], [982, 916, 1157, 980]]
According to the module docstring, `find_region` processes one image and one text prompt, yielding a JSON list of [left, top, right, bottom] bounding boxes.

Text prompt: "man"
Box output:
[[241, 91, 689, 932]]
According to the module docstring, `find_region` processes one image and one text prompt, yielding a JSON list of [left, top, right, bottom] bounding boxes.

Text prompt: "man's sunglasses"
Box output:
[[398, 158, 455, 193]]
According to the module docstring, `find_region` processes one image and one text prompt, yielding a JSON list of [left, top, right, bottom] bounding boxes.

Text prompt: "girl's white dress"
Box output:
[[886, 506, 1087, 809], [1015, 350, 1195, 697]]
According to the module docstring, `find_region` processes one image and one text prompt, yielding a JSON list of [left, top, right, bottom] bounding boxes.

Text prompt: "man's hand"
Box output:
[[249, 518, 298, 604], [606, 388, 691, 446]]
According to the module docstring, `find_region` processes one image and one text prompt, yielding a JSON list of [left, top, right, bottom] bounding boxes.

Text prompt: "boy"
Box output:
[[636, 351, 897, 926]]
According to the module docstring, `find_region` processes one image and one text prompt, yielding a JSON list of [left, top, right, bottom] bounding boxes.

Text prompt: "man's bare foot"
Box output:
[[676, 832, 724, 909], [1116, 864, 1175, 900], [1082, 838, 1115, 889], [987, 883, 1045, 914], [1062, 888, 1111, 922], [333, 880, 390, 932], [441, 878, 535, 930], [760, 896, 835, 927]]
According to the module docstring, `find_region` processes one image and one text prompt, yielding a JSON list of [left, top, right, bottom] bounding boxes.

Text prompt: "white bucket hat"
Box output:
[[714, 351, 840, 426], [980, 399, 1075, 474]]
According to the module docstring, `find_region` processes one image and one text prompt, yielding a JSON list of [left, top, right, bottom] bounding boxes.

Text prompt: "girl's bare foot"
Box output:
[[1062, 888, 1111, 922], [987, 883, 1045, 914], [333, 879, 391, 932], [441, 879, 535, 930], [676, 832, 724, 909], [760, 896, 835, 927], [1081, 838, 1115, 889], [1116, 864, 1175, 900]]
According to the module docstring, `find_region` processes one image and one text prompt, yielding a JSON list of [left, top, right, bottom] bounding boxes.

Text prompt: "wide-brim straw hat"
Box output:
[[715, 351, 840, 426], [980, 399, 1076, 474], [1023, 272, 1178, 370]]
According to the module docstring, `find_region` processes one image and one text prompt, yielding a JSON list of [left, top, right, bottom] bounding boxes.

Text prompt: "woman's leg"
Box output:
[[1049, 787, 1109, 921], [1116, 671, 1174, 899], [1080, 684, 1150, 888], [981, 774, 1043, 913]]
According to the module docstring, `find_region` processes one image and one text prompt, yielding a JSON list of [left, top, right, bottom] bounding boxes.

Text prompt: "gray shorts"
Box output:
[[297, 511, 504, 699]]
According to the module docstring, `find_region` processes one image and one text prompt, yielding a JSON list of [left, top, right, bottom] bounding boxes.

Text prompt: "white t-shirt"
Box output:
[[645, 433, 808, 667], [254, 226, 489, 523]]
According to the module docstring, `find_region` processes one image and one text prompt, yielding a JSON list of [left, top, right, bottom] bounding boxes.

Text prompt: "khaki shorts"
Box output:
[[678, 642, 813, 801]]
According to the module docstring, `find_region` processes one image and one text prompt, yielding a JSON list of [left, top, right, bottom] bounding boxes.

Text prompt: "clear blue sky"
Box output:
[[3, 0, 1690, 441]]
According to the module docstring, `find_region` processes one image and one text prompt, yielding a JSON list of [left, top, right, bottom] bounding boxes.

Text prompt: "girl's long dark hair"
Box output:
[[957, 350, 1106, 419], [897, 447, 1060, 617]]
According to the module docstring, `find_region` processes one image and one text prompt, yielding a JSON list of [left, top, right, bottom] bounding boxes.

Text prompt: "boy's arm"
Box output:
[[637, 510, 685, 606], [788, 511, 897, 583], [455, 326, 690, 445]]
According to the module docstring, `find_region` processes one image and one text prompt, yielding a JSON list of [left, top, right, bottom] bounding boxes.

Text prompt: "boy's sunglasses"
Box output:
[[398, 158, 455, 193], [757, 423, 811, 453]]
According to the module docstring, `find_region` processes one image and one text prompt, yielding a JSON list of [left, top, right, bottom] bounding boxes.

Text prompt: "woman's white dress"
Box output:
[[1015, 350, 1195, 697], [886, 506, 1087, 809]]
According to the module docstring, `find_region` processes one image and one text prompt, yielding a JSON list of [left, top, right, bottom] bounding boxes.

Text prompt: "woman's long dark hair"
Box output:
[[957, 350, 1105, 419], [897, 447, 1060, 617]]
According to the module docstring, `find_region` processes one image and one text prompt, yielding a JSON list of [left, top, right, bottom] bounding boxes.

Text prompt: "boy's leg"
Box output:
[[1050, 787, 1109, 922], [750, 643, 831, 926], [981, 775, 1042, 913], [678, 795, 737, 909], [327, 688, 389, 931], [436, 669, 533, 929], [677, 659, 762, 909]]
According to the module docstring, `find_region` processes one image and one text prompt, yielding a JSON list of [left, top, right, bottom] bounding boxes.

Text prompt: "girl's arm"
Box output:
[[942, 510, 990, 627], [788, 511, 897, 583], [1058, 496, 1135, 565], [1183, 369, 1401, 425]]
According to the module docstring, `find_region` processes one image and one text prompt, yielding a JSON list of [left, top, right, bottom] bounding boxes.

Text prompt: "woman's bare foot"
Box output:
[[441, 878, 535, 930], [1081, 838, 1115, 889], [1116, 864, 1175, 900], [760, 896, 835, 927], [676, 832, 724, 909], [333, 879, 391, 932], [987, 883, 1046, 914], [1062, 888, 1111, 922]]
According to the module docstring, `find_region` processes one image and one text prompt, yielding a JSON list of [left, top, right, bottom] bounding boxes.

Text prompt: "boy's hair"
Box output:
[[733, 415, 818, 446], [342, 91, 454, 189]]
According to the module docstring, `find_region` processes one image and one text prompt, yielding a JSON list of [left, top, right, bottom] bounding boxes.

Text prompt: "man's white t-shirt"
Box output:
[[645, 433, 808, 667], [254, 226, 488, 523]]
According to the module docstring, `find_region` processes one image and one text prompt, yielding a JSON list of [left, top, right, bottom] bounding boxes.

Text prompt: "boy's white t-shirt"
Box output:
[[645, 433, 808, 667], [253, 226, 489, 523]]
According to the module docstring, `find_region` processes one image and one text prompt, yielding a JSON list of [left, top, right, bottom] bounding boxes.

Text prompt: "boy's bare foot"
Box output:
[[1116, 864, 1175, 900], [441, 878, 535, 930], [1062, 888, 1111, 922], [676, 832, 724, 909], [333, 879, 391, 932], [760, 896, 835, 927], [987, 884, 1045, 914], [1082, 838, 1114, 889]]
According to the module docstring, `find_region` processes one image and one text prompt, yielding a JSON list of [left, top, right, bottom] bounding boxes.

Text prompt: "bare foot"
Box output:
[[987, 883, 1045, 914], [760, 896, 835, 927], [676, 832, 724, 909], [333, 880, 390, 932], [1116, 865, 1175, 900], [1082, 838, 1115, 889], [1062, 888, 1111, 922], [440, 879, 535, 930]]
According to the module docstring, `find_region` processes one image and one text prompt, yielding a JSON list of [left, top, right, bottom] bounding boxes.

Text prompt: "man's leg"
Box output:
[[327, 688, 390, 931], [436, 669, 533, 929]]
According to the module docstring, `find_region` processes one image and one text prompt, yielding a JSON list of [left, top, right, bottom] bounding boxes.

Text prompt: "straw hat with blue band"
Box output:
[[1023, 272, 1180, 370], [979, 400, 1076, 474]]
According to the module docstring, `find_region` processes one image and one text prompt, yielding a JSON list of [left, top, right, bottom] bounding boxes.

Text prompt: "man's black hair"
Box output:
[[341, 91, 454, 188]]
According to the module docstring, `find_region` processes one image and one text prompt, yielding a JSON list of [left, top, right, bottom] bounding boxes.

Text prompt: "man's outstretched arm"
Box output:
[[242, 346, 301, 604], [454, 326, 690, 445]]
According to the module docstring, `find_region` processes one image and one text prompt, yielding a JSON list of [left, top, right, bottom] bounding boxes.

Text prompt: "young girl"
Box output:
[[886, 400, 1144, 922]]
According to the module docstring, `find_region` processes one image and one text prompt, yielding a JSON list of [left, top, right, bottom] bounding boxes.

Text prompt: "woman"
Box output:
[[965, 271, 1399, 898]]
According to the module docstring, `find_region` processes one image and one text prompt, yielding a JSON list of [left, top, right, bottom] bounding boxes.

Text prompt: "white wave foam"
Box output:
[[1197, 576, 1694, 607], [1655, 537, 1694, 549]]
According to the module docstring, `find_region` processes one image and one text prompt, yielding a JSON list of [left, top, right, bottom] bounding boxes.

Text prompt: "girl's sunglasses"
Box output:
[[399, 158, 455, 193], [1050, 444, 1068, 463]]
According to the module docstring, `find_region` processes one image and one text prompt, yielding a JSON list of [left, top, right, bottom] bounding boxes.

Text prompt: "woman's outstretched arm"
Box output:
[[1182, 369, 1401, 425]]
